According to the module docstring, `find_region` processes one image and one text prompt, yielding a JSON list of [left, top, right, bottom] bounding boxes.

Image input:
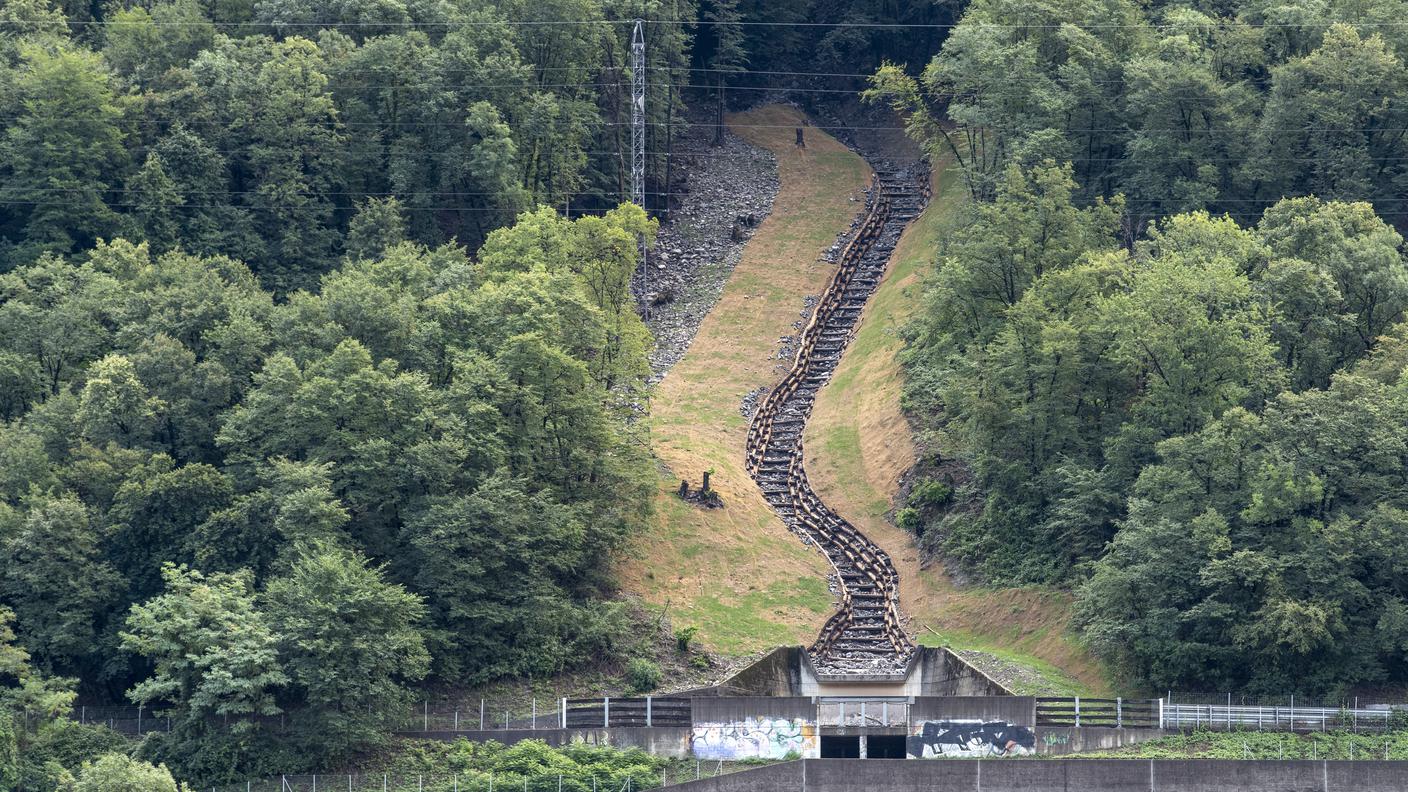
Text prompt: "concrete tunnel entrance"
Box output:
[[866, 735, 907, 758], [819, 734, 908, 759], [820, 735, 860, 758]]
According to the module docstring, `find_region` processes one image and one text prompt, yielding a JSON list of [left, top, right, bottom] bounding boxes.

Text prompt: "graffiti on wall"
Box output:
[[906, 720, 1036, 758], [691, 717, 818, 760]]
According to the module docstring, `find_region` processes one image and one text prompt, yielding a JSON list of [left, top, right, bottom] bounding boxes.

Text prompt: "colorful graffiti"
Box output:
[[691, 717, 818, 760], [906, 720, 1036, 758]]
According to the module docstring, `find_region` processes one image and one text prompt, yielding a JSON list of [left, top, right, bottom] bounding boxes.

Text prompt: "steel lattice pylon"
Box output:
[[630, 20, 646, 209]]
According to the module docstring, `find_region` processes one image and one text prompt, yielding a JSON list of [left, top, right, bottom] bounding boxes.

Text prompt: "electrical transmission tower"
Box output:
[[630, 20, 646, 209], [631, 19, 649, 313]]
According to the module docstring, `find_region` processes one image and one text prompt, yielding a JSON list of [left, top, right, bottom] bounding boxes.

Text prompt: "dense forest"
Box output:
[[874, 0, 1408, 696], [0, 0, 959, 784], [10, 0, 1408, 781]]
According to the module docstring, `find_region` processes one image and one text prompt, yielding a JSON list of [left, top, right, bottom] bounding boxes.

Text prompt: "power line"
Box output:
[[27, 17, 1408, 29]]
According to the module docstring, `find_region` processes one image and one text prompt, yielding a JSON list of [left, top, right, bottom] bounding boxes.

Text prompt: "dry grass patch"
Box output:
[[618, 105, 871, 655], [803, 159, 1112, 695]]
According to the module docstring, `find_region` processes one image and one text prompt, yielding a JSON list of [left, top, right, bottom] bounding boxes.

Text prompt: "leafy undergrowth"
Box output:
[[1073, 729, 1408, 760], [415, 601, 734, 712], [214, 739, 777, 790], [617, 104, 872, 656], [802, 158, 1112, 695]]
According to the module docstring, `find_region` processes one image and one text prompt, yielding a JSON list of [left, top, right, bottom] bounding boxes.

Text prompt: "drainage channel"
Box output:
[[744, 160, 928, 676]]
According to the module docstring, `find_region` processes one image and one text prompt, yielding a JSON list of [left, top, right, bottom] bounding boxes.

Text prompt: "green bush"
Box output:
[[625, 658, 662, 693], [73, 754, 184, 792], [17, 720, 127, 792], [895, 506, 923, 534], [674, 626, 699, 654], [908, 479, 953, 509]]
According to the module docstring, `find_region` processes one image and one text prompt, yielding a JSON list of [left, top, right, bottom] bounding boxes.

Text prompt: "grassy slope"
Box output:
[[802, 159, 1111, 695], [617, 105, 871, 655]]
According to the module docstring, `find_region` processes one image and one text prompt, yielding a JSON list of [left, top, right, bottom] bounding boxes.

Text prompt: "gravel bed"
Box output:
[[637, 119, 780, 381]]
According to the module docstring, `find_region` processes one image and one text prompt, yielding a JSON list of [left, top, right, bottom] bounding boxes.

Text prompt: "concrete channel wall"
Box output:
[[665, 759, 1408, 791]]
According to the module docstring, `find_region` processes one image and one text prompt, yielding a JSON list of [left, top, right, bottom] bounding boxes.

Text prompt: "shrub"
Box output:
[[895, 506, 923, 534], [625, 658, 661, 693], [674, 626, 699, 654], [908, 479, 953, 509]]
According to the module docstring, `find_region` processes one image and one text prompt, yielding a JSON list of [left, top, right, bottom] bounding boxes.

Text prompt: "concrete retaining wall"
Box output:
[[714, 646, 1011, 697], [693, 696, 816, 722], [916, 649, 1011, 697], [911, 696, 1036, 727], [664, 758, 1408, 791], [1032, 726, 1170, 756], [715, 647, 807, 695]]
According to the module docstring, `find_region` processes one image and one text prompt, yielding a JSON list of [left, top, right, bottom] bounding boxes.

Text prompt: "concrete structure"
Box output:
[[695, 646, 1010, 698], [664, 758, 1408, 791], [406, 694, 1173, 761]]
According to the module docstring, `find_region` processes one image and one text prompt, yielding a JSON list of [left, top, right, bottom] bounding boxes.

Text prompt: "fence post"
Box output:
[[1116, 698, 1122, 729], [533, 698, 537, 730], [313, 775, 317, 792], [481, 699, 486, 730], [646, 696, 652, 728], [1158, 698, 1164, 730], [561, 698, 567, 730], [1074, 697, 1080, 728], [424, 700, 429, 732], [455, 709, 459, 731], [604, 697, 610, 729], [137, 704, 143, 736], [383, 773, 387, 792]]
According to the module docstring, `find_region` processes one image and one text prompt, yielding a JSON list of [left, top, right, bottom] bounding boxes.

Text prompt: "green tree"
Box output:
[[1251, 25, 1408, 201], [265, 543, 428, 761], [1255, 197, 1408, 387], [76, 355, 163, 448], [1, 495, 122, 676], [345, 197, 407, 261], [0, 45, 127, 265], [102, 0, 214, 87], [407, 475, 603, 679], [121, 564, 286, 722], [703, 0, 746, 145]]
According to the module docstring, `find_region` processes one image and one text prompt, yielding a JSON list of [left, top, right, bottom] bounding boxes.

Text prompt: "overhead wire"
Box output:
[[28, 17, 1408, 29]]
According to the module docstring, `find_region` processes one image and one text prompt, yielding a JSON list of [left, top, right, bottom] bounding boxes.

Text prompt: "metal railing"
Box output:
[[1036, 698, 1158, 728], [816, 700, 908, 728], [1159, 702, 1405, 732], [564, 698, 692, 729]]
